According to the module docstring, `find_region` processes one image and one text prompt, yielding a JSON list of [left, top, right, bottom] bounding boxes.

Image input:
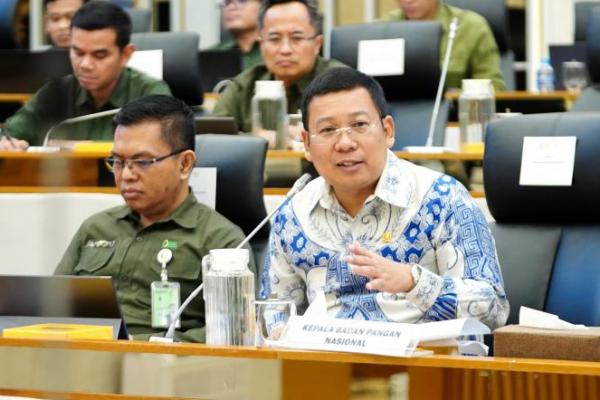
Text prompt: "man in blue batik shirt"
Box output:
[[260, 68, 508, 330]]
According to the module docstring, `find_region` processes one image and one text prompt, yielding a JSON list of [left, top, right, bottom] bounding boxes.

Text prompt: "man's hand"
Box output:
[[0, 136, 28, 151], [345, 242, 415, 293]]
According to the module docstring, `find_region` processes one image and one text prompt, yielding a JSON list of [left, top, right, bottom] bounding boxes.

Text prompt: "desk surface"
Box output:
[[445, 90, 579, 101], [0, 337, 598, 377]]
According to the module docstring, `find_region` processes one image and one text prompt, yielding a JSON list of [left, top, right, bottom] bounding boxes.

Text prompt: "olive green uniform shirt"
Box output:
[[54, 192, 255, 343], [4, 68, 172, 145], [212, 57, 347, 133], [212, 38, 263, 71], [385, 4, 505, 91]]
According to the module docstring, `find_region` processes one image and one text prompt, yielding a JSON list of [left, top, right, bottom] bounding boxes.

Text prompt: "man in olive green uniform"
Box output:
[[385, 0, 505, 91], [0, 1, 171, 150], [55, 95, 254, 342], [212, 0, 346, 137], [212, 0, 263, 70]]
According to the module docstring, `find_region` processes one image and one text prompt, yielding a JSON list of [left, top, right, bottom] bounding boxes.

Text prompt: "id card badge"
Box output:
[[151, 281, 181, 328]]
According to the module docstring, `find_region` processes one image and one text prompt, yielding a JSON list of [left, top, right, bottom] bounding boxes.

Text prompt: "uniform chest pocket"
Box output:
[[74, 247, 116, 274]]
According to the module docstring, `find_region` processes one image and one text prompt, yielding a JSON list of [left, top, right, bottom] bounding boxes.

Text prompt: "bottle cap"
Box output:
[[254, 80, 285, 97], [461, 79, 494, 96], [208, 248, 250, 272]]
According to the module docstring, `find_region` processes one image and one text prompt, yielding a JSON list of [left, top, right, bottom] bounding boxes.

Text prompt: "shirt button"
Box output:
[[136, 237, 143, 242]]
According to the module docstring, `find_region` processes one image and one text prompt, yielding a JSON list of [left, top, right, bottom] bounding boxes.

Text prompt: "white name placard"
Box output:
[[358, 38, 405, 77], [189, 167, 217, 209], [519, 136, 577, 186], [280, 316, 419, 357], [128, 49, 163, 80]]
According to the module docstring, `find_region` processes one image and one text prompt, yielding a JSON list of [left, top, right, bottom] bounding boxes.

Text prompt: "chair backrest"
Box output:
[[445, 0, 515, 90], [484, 112, 600, 325], [125, 8, 152, 33], [131, 32, 203, 106], [330, 21, 448, 149], [194, 134, 269, 265], [575, 1, 600, 42], [570, 7, 600, 111]]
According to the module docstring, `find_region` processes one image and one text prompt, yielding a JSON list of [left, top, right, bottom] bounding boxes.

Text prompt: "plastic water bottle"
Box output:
[[251, 80, 288, 149], [537, 58, 555, 93]]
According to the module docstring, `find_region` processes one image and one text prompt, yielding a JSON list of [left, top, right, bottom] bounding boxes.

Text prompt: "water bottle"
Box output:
[[251, 80, 288, 149], [458, 79, 495, 152], [537, 57, 555, 93], [202, 248, 255, 345]]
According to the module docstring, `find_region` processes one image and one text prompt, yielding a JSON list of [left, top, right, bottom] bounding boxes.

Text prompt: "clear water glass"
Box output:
[[562, 61, 588, 93], [255, 298, 296, 347]]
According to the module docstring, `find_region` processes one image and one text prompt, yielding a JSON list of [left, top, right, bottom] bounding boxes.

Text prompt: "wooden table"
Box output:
[[0, 337, 597, 400], [0, 93, 32, 104]]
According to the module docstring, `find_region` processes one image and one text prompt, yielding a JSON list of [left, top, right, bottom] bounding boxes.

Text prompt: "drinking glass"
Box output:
[[562, 61, 588, 93], [254, 298, 296, 347]]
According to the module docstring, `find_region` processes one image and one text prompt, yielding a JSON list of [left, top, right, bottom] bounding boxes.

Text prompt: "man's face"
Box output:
[[222, 0, 260, 34], [303, 87, 395, 199], [70, 27, 133, 98], [112, 120, 190, 222], [260, 1, 322, 86], [44, 0, 83, 48], [397, 0, 439, 20]]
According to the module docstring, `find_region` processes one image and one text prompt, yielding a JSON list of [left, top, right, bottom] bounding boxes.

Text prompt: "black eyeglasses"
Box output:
[[104, 149, 186, 173]]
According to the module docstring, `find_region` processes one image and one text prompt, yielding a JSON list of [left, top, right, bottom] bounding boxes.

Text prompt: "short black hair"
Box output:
[[258, 0, 322, 35], [113, 95, 196, 152], [301, 68, 389, 130], [71, 1, 131, 50]]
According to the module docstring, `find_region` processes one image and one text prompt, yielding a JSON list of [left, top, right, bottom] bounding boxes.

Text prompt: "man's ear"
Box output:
[[302, 130, 313, 162], [382, 115, 395, 149], [313, 34, 323, 57], [119, 43, 135, 66], [180, 150, 197, 179]]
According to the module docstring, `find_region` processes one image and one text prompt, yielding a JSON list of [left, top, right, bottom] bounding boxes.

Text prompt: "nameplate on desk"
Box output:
[[281, 316, 419, 357], [519, 136, 577, 186]]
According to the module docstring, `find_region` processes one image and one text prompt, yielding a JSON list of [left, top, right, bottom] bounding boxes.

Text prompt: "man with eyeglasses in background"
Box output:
[[260, 68, 509, 330], [212, 0, 346, 143], [212, 0, 263, 70], [55, 95, 253, 342]]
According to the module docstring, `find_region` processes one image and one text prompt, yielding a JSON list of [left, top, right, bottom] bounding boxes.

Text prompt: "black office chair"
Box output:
[[484, 112, 600, 325], [125, 8, 152, 33], [131, 32, 204, 107], [445, 0, 515, 90], [574, 1, 600, 42], [195, 134, 269, 271], [571, 8, 600, 112], [330, 21, 449, 149]]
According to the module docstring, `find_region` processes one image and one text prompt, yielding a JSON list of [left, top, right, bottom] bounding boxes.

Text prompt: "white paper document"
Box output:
[[518, 306, 587, 330], [189, 167, 217, 209], [127, 49, 163, 80], [519, 136, 577, 186], [358, 38, 405, 77]]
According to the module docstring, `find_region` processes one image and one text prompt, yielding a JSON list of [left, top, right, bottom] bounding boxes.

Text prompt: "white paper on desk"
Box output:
[[519, 136, 577, 186], [189, 167, 216, 209], [417, 318, 490, 344], [358, 39, 405, 77], [128, 49, 163, 80], [303, 290, 327, 318], [519, 306, 587, 330]]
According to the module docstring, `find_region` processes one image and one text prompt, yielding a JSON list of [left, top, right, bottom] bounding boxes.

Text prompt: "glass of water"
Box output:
[[562, 61, 588, 93], [254, 298, 296, 347]]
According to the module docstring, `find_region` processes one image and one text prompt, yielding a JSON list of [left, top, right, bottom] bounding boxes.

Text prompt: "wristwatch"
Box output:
[[410, 264, 421, 289]]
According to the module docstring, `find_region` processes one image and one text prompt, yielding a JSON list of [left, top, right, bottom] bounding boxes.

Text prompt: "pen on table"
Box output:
[[0, 127, 18, 149]]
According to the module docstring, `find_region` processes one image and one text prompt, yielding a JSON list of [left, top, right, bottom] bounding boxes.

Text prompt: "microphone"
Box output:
[[404, 17, 459, 152], [153, 173, 313, 342], [35, 108, 121, 149]]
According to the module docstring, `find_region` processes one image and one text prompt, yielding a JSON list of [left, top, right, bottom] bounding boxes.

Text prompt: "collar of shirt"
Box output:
[[74, 67, 133, 110], [306, 150, 416, 215], [109, 190, 201, 229]]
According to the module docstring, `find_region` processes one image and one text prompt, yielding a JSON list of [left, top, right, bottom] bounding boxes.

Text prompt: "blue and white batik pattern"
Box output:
[[260, 150, 509, 329]]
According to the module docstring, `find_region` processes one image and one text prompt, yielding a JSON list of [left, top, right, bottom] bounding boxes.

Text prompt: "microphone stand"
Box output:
[[36, 108, 122, 149], [153, 173, 313, 342], [404, 17, 459, 152]]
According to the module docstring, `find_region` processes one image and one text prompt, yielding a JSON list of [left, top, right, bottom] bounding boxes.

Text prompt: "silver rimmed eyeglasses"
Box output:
[[104, 149, 186, 173], [309, 121, 381, 144]]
